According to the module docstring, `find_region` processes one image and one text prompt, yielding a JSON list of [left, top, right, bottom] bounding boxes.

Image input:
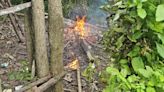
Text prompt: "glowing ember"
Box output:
[[67, 59, 79, 70], [74, 16, 89, 38]]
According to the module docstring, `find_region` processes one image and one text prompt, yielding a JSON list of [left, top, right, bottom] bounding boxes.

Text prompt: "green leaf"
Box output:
[[8, 73, 15, 80], [146, 66, 154, 73], [133, 31, 143, 40], [127, 75, 140, 83], [113, 1, 122, 6], [137, 8, 147, 19], [127, 31, 143, 42], [113, 13, 120, 21], [146, 87, 156, 92], [138, 67, 153, 78], [115, 35, 125, 49], [156, 4, 164, 22], [119, 59, 128, 64], [137, 3, 142, 9], [141, 0, 147, 2], [128, 46, 140, 58], [120, 68, 128, 77], [156, 42, 164, 58], [156, 33, 164, 44], [131, 57, 144, 72], [145, 52, 152, 63], [106, 67, 119, 75], [147, 20, 164, 33]]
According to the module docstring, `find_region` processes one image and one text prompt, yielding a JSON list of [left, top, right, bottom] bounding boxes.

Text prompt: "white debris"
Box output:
[[3, 89, 12, 92], [15, 85, 23, 91]]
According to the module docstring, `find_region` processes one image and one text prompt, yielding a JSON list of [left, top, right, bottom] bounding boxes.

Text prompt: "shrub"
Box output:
[[101, 0, 164, 92]]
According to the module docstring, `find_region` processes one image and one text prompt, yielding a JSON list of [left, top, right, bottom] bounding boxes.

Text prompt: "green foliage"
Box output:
[[101, 0, 164, 91], [11, 0, 23, 5], [131, 57, 144, 72], [156, 4, 164, 22], [8, 60, 32, 81], [62, 0, 77, 18], [82, 63, 95, 81]]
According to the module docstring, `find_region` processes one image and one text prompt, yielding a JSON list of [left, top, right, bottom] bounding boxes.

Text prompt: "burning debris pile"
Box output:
[[63, 16, 109, 91]]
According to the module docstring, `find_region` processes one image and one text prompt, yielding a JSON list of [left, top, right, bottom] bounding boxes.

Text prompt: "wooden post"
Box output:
[[48, 0, 64, 91]]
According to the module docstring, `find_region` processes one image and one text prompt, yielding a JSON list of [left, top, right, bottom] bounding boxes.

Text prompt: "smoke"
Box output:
[[87, 0, 108, 27], [68, 0, 108, 27]]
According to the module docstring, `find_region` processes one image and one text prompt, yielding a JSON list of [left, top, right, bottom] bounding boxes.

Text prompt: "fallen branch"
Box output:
[[6, 0, 25, 34], [37, 71, 66, 92], [80, 39, 95, 62], [4, 0, 25, 42], [0, 2, 31, 16], [14, 74, 51, 92]]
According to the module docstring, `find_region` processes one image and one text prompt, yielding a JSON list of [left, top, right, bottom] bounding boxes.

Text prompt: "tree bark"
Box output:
[[48, 0, 64, 92], [0, 79, 2, 92], [31, 0, 49, 78], [24, 7, 34, 73]]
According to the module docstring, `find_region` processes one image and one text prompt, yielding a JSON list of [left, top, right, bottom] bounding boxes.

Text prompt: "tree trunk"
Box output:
[[31, 0, 49, 78], [24, 7, 34, 73], [48, 0, 64, 92], [0, 79, 2, 92]]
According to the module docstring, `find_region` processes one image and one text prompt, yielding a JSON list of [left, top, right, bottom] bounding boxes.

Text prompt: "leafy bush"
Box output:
[[101, 0, 164, 92]]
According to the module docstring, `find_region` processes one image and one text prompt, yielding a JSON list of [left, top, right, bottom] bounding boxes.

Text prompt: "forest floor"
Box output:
[[0, 17, 109, 92]]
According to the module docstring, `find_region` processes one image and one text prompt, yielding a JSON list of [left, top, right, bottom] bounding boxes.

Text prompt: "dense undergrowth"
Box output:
[[101, 0, 164, 92]]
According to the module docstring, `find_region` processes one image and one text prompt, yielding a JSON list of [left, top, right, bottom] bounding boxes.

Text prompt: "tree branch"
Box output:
[[0, 2, 31, 16], [14, 75, 51, 92]]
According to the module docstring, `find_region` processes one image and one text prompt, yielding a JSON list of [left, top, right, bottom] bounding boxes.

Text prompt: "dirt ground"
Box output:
[[0, 17, 108, 92]]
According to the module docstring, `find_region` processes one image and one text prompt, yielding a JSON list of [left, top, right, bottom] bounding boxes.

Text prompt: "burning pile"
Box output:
[[65, 15, 96, 72], [64, 15, 107, 92]]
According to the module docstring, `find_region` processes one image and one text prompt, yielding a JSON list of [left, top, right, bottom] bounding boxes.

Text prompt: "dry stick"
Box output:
[[8, 14, 25, 42], [31, 60, 35, 78], [77, 67, 82, 92], [37, 72, 66, 92], [2, 0, 24, 42], [0, 2, 31, 16], [64, 88, 75, 92], [14, 75, 51, 92], [6, 0, 25, 36], [80, 39, 94, 62]]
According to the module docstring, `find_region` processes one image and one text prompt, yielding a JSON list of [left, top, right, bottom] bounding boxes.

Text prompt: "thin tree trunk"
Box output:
[[48, 0, 64, 92], [0, 79, 2, 92], [31, 0, 49, 78], [24, 7, 34, 73]]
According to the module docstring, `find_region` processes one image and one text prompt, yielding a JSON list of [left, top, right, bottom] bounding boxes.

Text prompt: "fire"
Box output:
[[74, 16, 89, 38], [67, 59, 79, 70]]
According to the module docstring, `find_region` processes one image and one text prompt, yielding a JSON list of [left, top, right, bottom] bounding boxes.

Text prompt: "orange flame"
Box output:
[[74, 16, 89, 39], [67, 59, 79, 70]]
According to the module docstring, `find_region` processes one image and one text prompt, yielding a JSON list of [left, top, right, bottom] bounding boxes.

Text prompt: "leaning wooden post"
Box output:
[[48, 0, 64, 92], [31, 0, 49, 77]]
